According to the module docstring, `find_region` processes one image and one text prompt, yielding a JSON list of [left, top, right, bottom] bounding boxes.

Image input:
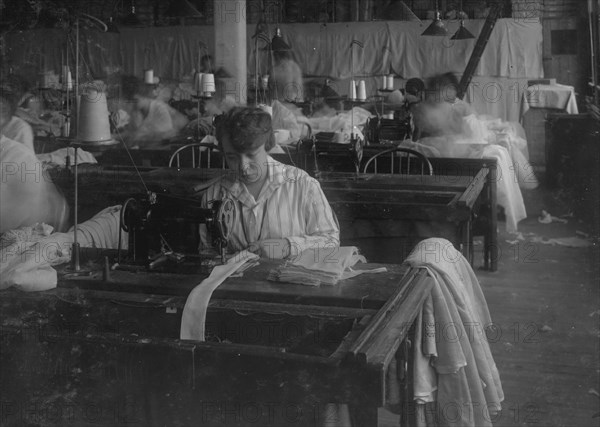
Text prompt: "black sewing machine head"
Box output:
[[120, 191, 236, 270], [297, 131, 365, 175], [364, 113, 412, 145]]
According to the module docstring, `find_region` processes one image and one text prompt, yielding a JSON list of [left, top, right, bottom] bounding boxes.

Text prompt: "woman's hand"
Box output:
[[248, 238, 291, 259]]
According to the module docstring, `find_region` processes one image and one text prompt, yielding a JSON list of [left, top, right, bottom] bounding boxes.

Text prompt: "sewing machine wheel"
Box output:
[[217, 198, 236, 240]]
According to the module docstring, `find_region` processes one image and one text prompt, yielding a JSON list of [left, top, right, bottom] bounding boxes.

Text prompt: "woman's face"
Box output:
[[220, 135, 269, 184]]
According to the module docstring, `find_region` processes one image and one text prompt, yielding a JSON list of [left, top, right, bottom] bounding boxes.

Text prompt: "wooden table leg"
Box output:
[[489, 165, 498, 271]]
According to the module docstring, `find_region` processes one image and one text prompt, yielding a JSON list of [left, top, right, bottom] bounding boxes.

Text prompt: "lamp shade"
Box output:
[[165, 0, 203, 17], [421, 11, 448, 36], [106, 16, 119, 33], [271, 28, 291, 51], [122, 4, 142, 26], [450, 20, 475, 40]]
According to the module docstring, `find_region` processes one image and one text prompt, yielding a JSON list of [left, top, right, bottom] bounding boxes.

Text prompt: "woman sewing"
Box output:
[[116, 77, 187, 147], [199, 106, 339, 259]]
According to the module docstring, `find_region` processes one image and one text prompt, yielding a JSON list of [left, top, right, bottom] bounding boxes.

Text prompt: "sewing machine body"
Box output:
[[118, 191, 235, 271]]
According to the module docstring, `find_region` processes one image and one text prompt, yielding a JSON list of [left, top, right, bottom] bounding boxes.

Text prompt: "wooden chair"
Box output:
[[168, 142, 225, 169], [362, 147, 433, 175]]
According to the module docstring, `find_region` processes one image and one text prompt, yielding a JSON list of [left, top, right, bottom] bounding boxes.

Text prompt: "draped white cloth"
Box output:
[[405, 238, 504, 427]]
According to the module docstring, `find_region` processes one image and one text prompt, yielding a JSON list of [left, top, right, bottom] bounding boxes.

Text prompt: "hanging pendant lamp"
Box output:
[[421, 0, 447, 36], [122, 1, 142, 26], [106, 16, 120, 33], [451, 20, 475, 40], [271, 27, 291, 51], [450, 1, 475, 40]]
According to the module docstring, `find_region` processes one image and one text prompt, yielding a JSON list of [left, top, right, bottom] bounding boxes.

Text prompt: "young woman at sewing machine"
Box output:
[[199, 106, 339, 259]]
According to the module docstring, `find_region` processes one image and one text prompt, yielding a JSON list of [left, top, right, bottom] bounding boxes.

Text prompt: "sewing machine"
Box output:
[[298, 131, 365, 174], [118, 191, 236, 271]]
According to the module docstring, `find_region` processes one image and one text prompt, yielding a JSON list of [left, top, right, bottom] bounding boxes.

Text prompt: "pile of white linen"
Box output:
[[0, 206, 127, 292], [267, 246, 372, 286]]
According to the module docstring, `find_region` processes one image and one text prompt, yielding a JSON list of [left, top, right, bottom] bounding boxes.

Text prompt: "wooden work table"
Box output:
[[1, 256, 433, 426], [50, 162, 496, 270]]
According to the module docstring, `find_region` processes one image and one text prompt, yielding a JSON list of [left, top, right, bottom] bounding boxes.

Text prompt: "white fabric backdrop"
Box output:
[[4, 19, 542, 122]]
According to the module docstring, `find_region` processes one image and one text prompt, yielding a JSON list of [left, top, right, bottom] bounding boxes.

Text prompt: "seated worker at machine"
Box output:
[[402, 77, 425, 141], [269, 48, 305, 103], [0, 87, 34, 152], [1, 90, 68, 234], [116, 77, 187, 147], [199, 106, 339, 259], [413, 72, 473, 138], [404, 77, 425, 104]]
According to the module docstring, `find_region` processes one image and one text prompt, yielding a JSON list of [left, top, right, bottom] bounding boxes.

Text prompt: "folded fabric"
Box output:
[[268, 246, 381, 286]]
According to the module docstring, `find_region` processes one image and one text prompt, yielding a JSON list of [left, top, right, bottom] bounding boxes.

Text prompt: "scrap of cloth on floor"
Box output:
[[404, 237, 504, 427]]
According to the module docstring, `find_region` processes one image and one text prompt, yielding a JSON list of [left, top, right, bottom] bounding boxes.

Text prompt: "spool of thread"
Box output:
[[357, 80, 367, 101], [77, 86, 115, 145], [386, 75, 394, 90], [144, 69, 154, 84], [65, 72, 73, 90], [194, 72, 204, 92], [202, 73, 216, 94], [382, 76, 388, 90], [62, 119, 71, 137], [349, 80, 357, 100]]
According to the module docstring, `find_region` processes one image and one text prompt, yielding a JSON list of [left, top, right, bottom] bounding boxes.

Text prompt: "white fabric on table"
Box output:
[[180, 250, 259, 341], [0, 205, 127, 292], [1, 116, 34, 152], [37, 147, 98, 166], [520, 84, 579, 118], [268, 246, 385, 286], [417, 132, 529, 232]]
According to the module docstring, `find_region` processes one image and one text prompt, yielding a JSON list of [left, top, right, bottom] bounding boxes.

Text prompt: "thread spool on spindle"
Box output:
[[144, 69, 154, 84], [202, 73, 215, 96], [66, 72, 73, 90], [76, 85, 117, 146], [382, 76, 388, 90], [357, 80, 367, 101], [386, 75, 394, 90], [349, 80, 357, 100], [194, 72, 204, 93]]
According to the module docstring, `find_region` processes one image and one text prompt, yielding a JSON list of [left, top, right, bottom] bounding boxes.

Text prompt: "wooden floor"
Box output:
[[380, 181, 600, 426]]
